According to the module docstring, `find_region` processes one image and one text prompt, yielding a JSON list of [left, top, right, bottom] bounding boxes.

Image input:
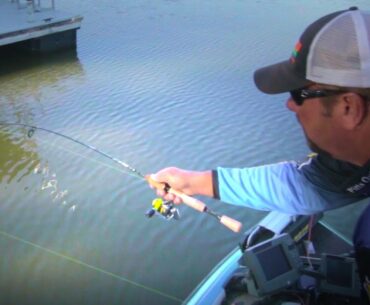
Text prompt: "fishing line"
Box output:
[[0, 229, 183, 303]]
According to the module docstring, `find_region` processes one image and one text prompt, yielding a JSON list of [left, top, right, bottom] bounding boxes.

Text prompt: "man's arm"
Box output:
[[150, 157, 365, 214], [216, 161, 363, 215]]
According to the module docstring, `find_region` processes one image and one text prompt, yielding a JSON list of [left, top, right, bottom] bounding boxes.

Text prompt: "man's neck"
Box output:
[[335, 140, 370, 166]]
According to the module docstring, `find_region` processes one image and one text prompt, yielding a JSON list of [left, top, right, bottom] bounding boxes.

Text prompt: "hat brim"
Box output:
[[253, 60, 311, 94]]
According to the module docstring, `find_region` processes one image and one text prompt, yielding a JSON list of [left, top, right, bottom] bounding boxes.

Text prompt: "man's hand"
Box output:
[[147, 167, 213, 204]]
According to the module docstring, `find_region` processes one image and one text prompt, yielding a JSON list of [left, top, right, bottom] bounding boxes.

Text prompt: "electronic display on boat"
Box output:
[[258, 243, 291, 280], [320, 254, 361, 297], [243, 233, 302, 297]]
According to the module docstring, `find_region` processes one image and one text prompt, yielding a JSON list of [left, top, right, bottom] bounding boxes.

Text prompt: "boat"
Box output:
[[184, 211, 364, 305]]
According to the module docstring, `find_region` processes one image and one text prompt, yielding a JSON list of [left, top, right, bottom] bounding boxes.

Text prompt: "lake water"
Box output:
[[1, 1, 370, 304]]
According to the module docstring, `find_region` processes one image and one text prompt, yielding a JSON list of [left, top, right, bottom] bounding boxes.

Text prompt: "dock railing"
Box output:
[[11, 0, 55, 11]]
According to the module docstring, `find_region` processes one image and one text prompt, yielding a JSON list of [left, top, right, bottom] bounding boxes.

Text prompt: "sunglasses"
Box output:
[[289, 88, 346, 106]]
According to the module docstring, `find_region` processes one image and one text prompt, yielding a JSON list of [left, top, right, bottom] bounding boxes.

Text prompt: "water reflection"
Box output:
[[38, 162, 73, 209], [0, 48, 83, 79], [0, 48, 85, 173], [0, 125, 76, 212], [0, 127, 38, 183], [0, 49, 84, 125]]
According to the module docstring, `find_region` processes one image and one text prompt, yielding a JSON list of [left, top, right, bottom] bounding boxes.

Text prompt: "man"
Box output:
[[149, 7, 370, 301]]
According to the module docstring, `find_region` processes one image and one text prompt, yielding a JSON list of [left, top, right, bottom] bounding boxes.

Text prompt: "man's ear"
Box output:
[[339, 93, 366, 130]]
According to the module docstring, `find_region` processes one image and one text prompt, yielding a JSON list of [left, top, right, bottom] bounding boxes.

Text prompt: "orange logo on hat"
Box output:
[[290, 41, 302, 63]]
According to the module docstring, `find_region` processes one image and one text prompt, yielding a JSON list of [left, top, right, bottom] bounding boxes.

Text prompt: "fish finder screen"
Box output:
[[326, 256, 352, 287], [256, 245, 292, 280]]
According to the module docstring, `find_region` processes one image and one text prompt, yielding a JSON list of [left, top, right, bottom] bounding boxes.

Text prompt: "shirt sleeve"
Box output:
[[215, 161, 364, 215]]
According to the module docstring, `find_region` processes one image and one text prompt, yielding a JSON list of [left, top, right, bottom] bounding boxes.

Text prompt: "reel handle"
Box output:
[[146, 176, 242, 233]]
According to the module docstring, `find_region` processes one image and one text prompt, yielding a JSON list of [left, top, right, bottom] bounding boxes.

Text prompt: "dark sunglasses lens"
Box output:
[[290, 90, 304, 105]]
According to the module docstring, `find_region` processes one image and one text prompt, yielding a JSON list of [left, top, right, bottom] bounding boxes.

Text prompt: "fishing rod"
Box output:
[[0, 122, 242, 233]]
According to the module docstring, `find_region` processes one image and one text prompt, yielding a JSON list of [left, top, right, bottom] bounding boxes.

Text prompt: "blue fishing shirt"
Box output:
[[214, 154, 369, 215]]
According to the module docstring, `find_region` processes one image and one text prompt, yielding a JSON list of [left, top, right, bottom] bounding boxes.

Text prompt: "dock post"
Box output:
[[27, 0, 35, 22]]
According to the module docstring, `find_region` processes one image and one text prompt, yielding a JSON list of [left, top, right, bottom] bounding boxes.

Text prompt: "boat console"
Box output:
[[184, 211, 364, 305], [223, 212, 363, 305]]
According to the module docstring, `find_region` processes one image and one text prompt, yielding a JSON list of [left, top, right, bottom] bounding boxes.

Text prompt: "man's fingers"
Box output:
[[155, 189, 183, 204]]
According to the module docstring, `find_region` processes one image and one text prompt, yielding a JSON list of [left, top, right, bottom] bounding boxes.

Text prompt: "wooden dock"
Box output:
[[0, 0, 82, 52]]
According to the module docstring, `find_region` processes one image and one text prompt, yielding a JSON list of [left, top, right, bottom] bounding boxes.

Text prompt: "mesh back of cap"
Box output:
[[307, 10, 370, 88]]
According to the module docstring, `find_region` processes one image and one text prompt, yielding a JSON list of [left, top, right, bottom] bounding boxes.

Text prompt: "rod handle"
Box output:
[[219, 215, 243, 233], [169, 189, 207, 212], [146, 176, 206, 212]]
